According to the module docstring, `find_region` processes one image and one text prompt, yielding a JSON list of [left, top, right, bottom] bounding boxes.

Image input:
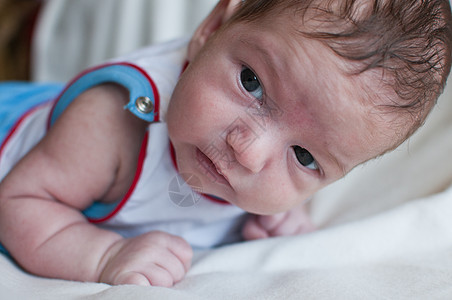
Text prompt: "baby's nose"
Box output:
[[225, 122, 267, 174]]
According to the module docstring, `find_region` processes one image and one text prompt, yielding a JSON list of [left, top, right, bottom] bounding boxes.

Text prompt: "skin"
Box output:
[[0, 0, 398, 287], [169, 5, 394, 235]]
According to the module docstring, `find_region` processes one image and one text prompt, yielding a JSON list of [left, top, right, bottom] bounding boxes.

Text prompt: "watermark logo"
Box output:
[[168, 173, 202, 207]]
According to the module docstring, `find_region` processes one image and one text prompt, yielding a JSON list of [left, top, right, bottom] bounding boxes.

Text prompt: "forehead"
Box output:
[[216, 19, 395, 171]]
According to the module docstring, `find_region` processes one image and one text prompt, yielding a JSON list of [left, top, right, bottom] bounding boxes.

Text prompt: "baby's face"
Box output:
[[167, 18, 393, 215]]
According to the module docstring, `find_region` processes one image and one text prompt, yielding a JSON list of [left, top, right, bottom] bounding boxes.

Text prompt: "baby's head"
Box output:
[[167, 0, 452, 214]]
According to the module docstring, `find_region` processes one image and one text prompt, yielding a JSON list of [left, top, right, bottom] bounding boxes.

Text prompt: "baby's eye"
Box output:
[[292, 146, 318, 170], [240, 67, 263, 101]]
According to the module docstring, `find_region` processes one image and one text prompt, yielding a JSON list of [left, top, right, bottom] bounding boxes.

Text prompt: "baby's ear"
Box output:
[[187, 0, 242, 61]]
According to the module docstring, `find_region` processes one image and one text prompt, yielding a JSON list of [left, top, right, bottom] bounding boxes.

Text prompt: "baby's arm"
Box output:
[[0, 84, 192, 286], [242, 203, 315, 240]]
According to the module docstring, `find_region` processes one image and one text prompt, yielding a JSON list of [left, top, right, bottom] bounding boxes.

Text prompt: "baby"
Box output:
[[0, 0, 450, 287]]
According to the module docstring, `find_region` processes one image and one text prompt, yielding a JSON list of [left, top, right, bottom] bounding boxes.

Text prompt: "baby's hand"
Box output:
[[242, 204, 315, 240], [99, 231, 193, 287]]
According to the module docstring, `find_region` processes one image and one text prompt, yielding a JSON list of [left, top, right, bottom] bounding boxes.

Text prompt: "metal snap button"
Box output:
[[135, 96, 154, 114]]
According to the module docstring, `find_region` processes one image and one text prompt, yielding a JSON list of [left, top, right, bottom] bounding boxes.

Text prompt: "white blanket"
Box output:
[[1, 77, 451, 299]]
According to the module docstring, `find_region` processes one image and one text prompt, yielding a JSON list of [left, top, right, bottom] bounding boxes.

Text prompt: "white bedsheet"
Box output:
[[1, 186, 452, 299], [1, 76, 451, 299]]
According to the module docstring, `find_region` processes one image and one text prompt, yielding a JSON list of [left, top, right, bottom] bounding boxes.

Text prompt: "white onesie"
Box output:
[[0, 38, 246, 250]]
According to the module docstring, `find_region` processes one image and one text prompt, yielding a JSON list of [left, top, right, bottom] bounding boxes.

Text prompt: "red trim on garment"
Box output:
[[89, 132, 149, 224], [0, 103, 50, 164], [47, 62, 160, 129], [44, 62, 160, 222], [169, 142, 230, 206]]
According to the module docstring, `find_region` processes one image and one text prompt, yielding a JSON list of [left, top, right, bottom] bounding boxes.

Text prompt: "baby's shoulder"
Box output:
[[49, 83, 149, 202]]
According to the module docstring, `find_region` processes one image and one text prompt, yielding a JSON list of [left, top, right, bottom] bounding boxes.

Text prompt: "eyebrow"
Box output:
[[237, 38, 282, 77]]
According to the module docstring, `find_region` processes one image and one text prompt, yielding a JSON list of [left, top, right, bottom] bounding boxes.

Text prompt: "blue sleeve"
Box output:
[[49, 63, 160, 125]]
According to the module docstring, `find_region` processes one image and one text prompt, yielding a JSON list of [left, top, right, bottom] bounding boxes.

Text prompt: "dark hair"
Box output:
[[230, 0, 452, 140]]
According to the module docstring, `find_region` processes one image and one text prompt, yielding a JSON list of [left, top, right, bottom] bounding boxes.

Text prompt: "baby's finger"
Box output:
[[242, 215, 269, 240], [139, 264, 177, 287], [257, 212, 287, 231], [154, 248, 190, 284], [165, 234, 193, 272], [114, 271, 152, 286], [115, 263, 175, 287], [269, 212, 315, 237]]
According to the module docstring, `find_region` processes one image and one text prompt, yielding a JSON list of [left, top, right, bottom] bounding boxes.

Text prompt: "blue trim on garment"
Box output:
[[49, 64, 157, 126], [48, 64, 155, 221], [0, 244, 8, 256], [0, 82, 63, 143], [82, 201, 121, 220]]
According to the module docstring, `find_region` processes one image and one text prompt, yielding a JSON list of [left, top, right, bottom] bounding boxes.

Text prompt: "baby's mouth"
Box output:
[[196, 148, 230, 186]]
